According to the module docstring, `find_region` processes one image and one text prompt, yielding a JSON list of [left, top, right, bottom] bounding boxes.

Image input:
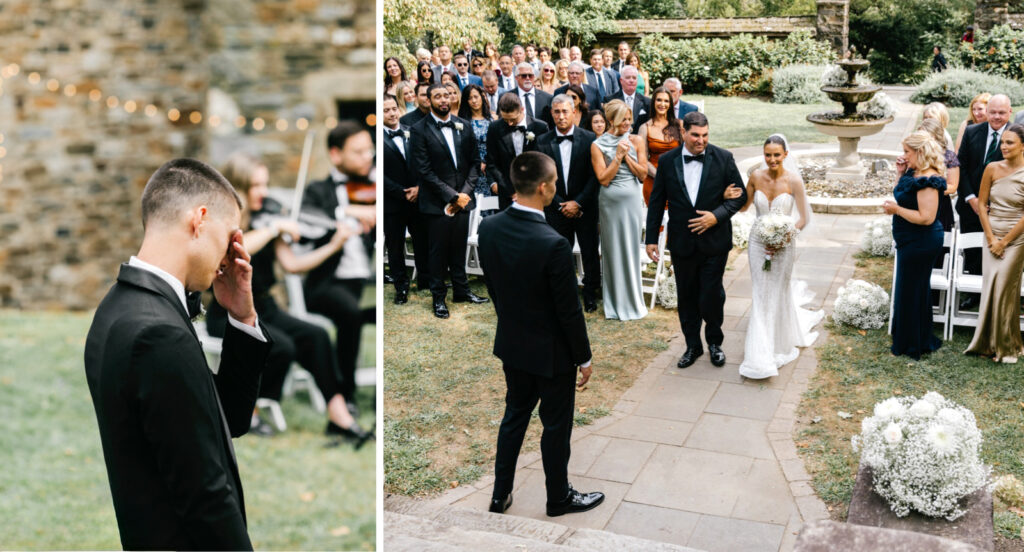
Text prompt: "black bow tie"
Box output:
[[511, 126, 527, 134], [386, 129, 403, 139], [186, 291, 204, 321], [435, 120, 455, 130], [556, 134, 574, 143], [684, 154, 705, 164]]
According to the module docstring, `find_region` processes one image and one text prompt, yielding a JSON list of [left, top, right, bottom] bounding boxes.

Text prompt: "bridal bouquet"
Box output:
[[753, 213, 797, 270], [852, 392, 989, 520], [732, 211, 753, 250], [860, 217, 894, 257], [656, 267, 678, 309], [833, 279, 889, 329]]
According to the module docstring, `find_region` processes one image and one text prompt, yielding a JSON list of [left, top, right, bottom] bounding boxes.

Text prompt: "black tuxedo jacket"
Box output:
[[603, 90, 652, 132], [553, 82, 603, 111], [399, 108, 429, 128], [383, 126, 417, 216], [84, 264, 271, 550], [485, 116, 549, 206], [478, 207, 591, 377], [646, 144, 747, 258], [536, 126, 598, 215], [409, 114, 480, 215], [301, 174, 375, 291], [958, 122, 1005, 205], [611, 59, 629, 74], [517, 88, 553, 126]]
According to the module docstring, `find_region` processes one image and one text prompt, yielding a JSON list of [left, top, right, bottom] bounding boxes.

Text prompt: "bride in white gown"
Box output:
[[728, 134, 824, 379]]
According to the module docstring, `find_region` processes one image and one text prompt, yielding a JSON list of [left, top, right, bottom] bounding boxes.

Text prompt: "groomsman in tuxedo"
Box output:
[[585, 49, 619, 101], [553, 62, 602, 112], [478, 151, 604, 517], [664, 78, 699, 118], [85, 158, 271, 549], [498, 55, 516, 90], [383, 95, 430, 303], [452, 53, 482, 90], [409, 83, 490, 318], [645, 112, 746, 368], [486, 93, 549, 210], [957, 94, 1013, 309], [400, 81, 432, 127], [514, 62, 553, 124], [537, 94, 601, 312], [603, 65, 651, 132], [432, 44, 455, 83], [481, 70, 508, 114], [611, 41, 631, 73]]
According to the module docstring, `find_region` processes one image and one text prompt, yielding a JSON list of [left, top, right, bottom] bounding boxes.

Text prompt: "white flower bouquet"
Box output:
[[861, 217, 894, 257], [852, 392, 990, 520], [656, 267, 677, 309], [862, 92, 897, 119], [753, 213, 797, 270], [833, 278, 889, 329], [732, 212, 753, 250]]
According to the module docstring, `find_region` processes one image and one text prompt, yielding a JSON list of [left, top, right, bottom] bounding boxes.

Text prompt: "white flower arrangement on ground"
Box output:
[[832, 278, 889, 329], [861, 217, 894, 257], [852, 392, 990, 520], [753, 213, 797, 270], [732, 211, 753, 250], [656, 267, 677, 309], [821, 64, 849, 87], [861, 92, 897, 119]]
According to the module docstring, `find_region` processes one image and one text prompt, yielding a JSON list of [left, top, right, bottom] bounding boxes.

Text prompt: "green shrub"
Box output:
[[951, 24, 1024, 82], [910, 68, 1024, 107], [771, 64, 828, 104], [384, 38, 417, 77], [636, 30, 834, 96]]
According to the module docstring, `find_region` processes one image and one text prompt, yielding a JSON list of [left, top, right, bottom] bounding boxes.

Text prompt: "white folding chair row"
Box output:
[[888, 230, 956, 339], [646, 210, 671, 310], [466, 194, 500, 276]]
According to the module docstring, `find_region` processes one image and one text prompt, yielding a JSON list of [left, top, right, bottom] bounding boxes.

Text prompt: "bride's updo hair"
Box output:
[[603, 100, 632, 134], [1006, 123, 1024, 145], [902, 130, 945, 174], [764, 135, 787, 151]]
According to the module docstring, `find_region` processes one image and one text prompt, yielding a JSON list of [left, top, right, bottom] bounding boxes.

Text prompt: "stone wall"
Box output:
[[976, 0, 1012, 32], [0, 0, 375, 310]]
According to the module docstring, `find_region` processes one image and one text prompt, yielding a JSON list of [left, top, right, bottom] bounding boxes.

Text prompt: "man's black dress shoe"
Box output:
[[452, 291, 489, 304], [384, 274, 394, 284], [488, 493, 513, 513], [709, 344, 726, 367], [677, 347, 703, 368], [325, 420, 373, 450], [959, 294, 980, 311], [393, 289, 408, 305], [433, 299, 450, 318], [583, 297, 598, 313], [546, 487, 605, 517]]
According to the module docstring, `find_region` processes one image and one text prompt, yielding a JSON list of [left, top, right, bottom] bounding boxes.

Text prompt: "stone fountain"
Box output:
[[806, 59, 894, 183]]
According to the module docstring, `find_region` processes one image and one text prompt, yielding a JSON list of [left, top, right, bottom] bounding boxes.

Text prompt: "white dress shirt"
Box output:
[[556, 127, 574, 192], [682, 145, 704, 205], [430, 113, 458, 167], [511, 120, 527, 156], [518, 88, 535, 118], [330, 167, 373, 280], [623, 93, 634, 113], [128, 256, 266, 341], [386, 125, 405, 158]]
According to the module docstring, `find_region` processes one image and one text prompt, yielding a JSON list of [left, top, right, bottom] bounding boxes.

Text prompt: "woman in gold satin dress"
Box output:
[[966, 124, 1024, 362]]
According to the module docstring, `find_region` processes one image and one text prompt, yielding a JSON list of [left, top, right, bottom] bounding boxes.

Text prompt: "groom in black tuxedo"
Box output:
[[486, 93, 549, 210], [645, 112, 747, 368], [537, 94, 601, 312], [478, 151, 604, 517], [84, 159, 272, 550]]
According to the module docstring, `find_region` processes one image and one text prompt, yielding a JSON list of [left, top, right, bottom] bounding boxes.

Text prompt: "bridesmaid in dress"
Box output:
[[591, 99, 649, 320], [965, 124, 1024, 363], [637, 87, 681, 205], [884, 130, 946, 359]]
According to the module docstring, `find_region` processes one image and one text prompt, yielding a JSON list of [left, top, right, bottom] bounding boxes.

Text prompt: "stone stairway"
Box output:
[[385, 495, 704, 551]]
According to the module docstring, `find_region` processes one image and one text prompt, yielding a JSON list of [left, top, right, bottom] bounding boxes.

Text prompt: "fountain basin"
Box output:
[[806, 114, 894, 137], [821, 84, 882, 106]]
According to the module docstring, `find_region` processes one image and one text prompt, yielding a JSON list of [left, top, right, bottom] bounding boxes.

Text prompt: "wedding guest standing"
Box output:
[[917, 118, 959, 230], [484, 42, 501, 72], [416, 60, 435, 85], [554, 62, 601, 113], [432, 44, 455, 82], [395, 80, 417, 113], [603, 66, 651, 132], [452, 53, 482, 90], [628, 53, 649, 97], [400, 81, 432, 127], [384, 56, 410, 97], [458, 84, 497, 204], [592, 100, 648, 320], [513, 62, 552, 124], [538, 94, 601, 312], [611, 41, 631, 73], [486, 93, 548, 210], [955, 92, 990, 151], [637, 86, 682, 205], [884, 131, 946, 359], [538, 62, 560, 94], [585, 49, 618, 101], [554, 59, 569, 87], [563, 84, 589, 127], [581, 109, 607, 137], [965, 124, 1024, 363], [478, 151, 603, 518], [444, 82, 462, 114], [383, 95, 430, 300]]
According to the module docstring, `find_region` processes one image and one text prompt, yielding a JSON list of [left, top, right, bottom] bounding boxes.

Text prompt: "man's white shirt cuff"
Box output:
[[228, 314, 267, 342]]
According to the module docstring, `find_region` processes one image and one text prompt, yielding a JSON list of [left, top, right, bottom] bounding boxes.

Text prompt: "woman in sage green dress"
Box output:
[[591, 99, 649, 320], [966, 124, 1024, 363]]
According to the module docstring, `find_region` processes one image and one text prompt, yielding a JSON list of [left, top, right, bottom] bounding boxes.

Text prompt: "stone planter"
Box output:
[[847, 463, 994, 551]]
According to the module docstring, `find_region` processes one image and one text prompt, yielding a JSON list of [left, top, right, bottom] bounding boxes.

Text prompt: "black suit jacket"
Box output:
[[957, 122, 1005, 207], [84, 264, 271, 550], [409, 114, 480, 215], [383, 126, 417, 216], [553, 83, 603, 112], [646, 144, 747, 257], [485, 116, 549, 206], [517, 88, 553, 126], [603, 90, 652, 132], [301, 174, 375, 292], [399, 108, 429, 128], [536, 126, 598, 216], [478, 207, 591, 377]]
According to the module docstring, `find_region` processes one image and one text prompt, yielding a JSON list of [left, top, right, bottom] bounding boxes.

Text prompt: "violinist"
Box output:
[[205, 152, 371, 445], [383, 94, 430, 304], [301, 122, 376, 413]]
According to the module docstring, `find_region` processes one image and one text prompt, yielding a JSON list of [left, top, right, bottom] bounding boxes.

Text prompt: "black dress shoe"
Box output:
[[325, 420, 373, 450], [433, 298, 450, 319], [583, 297, 598, 313], [452, 291, 489, 304], [393, 289, 408, 305], [546, 487, 605, 517], [709, 344, 726, 367], [677, 347, 703, 368], [384, 274, 394, 284], [488, 493, 513, 513]]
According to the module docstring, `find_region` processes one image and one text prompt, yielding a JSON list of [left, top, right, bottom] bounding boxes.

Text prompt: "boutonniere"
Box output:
[[526, 131, 535, 142], [403, 130, 410, 139], [454, 121, 464, 132]]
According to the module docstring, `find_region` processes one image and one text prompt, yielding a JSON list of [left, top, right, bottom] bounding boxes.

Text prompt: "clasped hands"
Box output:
[[448, 193, 471, 213], [988, 233, 1007, 258], [403, 186, 419, 202]]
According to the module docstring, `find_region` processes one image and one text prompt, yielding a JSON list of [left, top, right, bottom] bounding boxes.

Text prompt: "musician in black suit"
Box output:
[[645, 112, 747, 368], [409, 83, 490, 318], [513, 62, 553, 125], [537, 94, 601, 312], [84, 159, 272, 550], [603, 66, 651, 132], [956, 94, 1013, 309], [486, 93, 549, 210], [553, 61, 602, 112], [399, 81, 433, 127], [478, 151, 604, 517], [383, 94, 430, 303], [300, 122, 377, 409]]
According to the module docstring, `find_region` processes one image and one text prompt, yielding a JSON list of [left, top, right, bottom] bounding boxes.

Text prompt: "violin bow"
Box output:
[[289, 129, 317, 221]]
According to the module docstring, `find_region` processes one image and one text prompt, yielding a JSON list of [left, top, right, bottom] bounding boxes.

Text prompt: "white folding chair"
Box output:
[[948, 231, 985, 337], [281, 273, 329, 414], [647, 211, 671, 309], [465, 194, 500, 276], [888, 230, 956, 339]]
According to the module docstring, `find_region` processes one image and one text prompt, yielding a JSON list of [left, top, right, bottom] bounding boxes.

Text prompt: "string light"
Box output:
[[0, 133, 4, 144], [365, 114, 376, 126], [167, 108, 180, 122], [27, 72, 40, 84], [46, 79, 59, 92], [124, 100, 136, 113], [88, 89, 102, 102], [145, 104, 158, 117], [0, 147, 7, 159], [234, 115, 246, 128], [325, 116, 337, 129], [63, 84, 76, 96], [106, 96, 119, 109], [208, 115, 221, 127], [275, 118, 288, 131], [252, 117, 265, 131], [296, 117, 309, 130]]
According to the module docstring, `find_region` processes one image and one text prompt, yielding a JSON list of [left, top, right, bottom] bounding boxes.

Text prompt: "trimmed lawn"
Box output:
[[694, 95, 834, 148]]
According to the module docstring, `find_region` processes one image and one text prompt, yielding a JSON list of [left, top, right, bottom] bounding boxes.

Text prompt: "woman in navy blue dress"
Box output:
[[883, 130, 947, 359]]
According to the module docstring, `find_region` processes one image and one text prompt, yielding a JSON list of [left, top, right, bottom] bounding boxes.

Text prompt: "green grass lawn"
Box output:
[[0, 309, 377, 550], [797, 253, 1024, 541], [691, 95, 835, 148]]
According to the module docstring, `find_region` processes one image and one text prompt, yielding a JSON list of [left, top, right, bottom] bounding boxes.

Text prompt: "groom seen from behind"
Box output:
[[646, 112, 747, 368]]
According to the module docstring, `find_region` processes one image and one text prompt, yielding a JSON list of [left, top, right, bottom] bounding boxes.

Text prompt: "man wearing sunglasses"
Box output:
[[514, 62, 553, 126], [452, 53, 482, 91]]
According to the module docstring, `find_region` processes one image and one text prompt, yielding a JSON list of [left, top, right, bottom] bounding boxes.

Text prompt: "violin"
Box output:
[[346, 167, 376, 205], [250, 196, 338, 241]]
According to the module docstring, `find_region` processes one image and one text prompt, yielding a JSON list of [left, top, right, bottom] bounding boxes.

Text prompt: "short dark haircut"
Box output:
[[415, 81, 431, 95], [382, 94, 398, 107], [497, 91, 522, 114], [509, 152, 556, 196], [140, 158, 242, 229], [682, 111, 709, 131], [453, 52, 468, 62], [327, 121, 368, 151], [590, 48, 603, 59], [539, 46, 551, 56], [481, 69, 497, 80], [426, 82, 448, 98]]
